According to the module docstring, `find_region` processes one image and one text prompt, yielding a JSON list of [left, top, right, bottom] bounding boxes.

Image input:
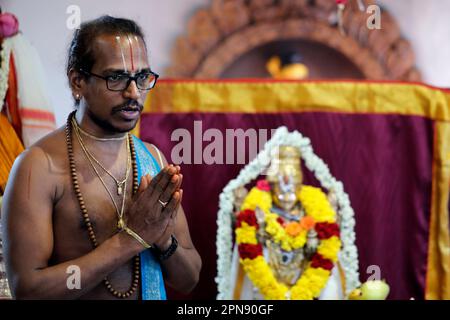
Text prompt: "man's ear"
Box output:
[[68, 68, 84, 92]]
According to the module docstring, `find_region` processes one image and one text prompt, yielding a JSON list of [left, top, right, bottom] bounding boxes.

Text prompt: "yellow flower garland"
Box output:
[[235, 222, 258, 245], [236, 184, 342, 300]]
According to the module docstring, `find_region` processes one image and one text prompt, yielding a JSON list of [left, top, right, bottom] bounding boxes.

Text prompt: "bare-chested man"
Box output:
[[1, 16, 201, 299]]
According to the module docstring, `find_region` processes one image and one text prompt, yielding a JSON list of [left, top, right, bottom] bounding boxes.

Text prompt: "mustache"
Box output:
[[112, 101, 144, 114]]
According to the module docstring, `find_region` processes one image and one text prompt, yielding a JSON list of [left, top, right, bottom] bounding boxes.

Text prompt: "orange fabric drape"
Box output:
[[4, 53, 22, 140], [0, 113, 24, 194]]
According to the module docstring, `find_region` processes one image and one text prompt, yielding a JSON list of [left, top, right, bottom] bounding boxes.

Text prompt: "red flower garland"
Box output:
[[236, 209, 259, 229], [315, 222, 340, 239], [256, 179, 271, 192], [311, 253, 334, 271], [234, 185, 343, 300], [276, 216, 285, 226], [238, 243, 263, 259]]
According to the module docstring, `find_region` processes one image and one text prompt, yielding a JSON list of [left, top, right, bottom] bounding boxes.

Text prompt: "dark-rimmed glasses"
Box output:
[[79, 68, 159, 91]]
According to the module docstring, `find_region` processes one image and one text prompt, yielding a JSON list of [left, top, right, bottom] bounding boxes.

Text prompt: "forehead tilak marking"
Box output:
[[139, 36, 150, 70], [115, 36, 128, 72], [134, 36, 142, 72], [126, 34, 135, 72]]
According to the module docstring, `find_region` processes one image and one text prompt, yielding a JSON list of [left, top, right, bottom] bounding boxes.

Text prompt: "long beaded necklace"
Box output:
[[65, 111, 140, 299]]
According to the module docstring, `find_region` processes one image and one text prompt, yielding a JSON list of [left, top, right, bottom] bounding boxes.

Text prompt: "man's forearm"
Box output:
[[159, 245, 201, 294], [11, 232, 142, 299]]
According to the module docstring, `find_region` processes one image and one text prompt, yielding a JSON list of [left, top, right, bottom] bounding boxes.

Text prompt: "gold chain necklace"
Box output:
[[76, 123, 128, 141], [72, 118, 130, 195], [71, 117, 130, 230]]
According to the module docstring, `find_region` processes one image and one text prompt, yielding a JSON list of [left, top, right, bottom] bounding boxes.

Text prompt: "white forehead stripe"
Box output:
[[115, 36, 128, 72], [134, 36, 142, 72]]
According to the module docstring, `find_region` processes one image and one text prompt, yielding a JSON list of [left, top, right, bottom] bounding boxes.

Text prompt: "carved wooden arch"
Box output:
[[166, 0, 421, 81]]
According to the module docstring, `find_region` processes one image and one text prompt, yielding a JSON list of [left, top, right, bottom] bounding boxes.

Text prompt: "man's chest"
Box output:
[[51, 170, 136, 259]]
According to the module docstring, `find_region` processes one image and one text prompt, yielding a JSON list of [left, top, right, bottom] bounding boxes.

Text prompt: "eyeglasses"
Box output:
[[79, 69, 159, 91]]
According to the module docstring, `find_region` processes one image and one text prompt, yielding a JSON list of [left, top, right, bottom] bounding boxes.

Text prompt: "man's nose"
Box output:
[[123, 79, 140, 100]]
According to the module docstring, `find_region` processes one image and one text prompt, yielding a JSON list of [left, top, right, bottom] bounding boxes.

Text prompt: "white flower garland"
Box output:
[[216, 126, 361, 299], [0, 38, 12, 112]]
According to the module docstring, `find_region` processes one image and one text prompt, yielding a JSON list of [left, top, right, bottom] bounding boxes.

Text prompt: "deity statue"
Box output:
[[264, 146, 312, 286], [230, 145, 345, 300]]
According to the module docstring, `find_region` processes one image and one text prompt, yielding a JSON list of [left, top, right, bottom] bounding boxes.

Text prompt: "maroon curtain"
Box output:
[[140, 111, 433, 300]]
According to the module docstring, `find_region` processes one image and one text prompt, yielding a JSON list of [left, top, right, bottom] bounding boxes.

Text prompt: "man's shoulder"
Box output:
[[31, 125, 66, 149], [138, 139, 167, 168], [15, 127, 67, 169]]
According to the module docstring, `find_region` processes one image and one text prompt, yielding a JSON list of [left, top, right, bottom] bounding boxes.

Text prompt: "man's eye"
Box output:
[[137, 74, 150, 81], [109, 74, 126, 81]]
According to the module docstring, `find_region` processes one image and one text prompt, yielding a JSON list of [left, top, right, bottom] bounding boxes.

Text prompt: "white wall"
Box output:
[[378, 0, 450, 89], [2, 0, 450, 126], [1, 0, 209, 126]]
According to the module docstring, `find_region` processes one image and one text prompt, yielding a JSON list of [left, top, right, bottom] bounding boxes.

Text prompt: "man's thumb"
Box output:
[[137, 174, 151, 194]]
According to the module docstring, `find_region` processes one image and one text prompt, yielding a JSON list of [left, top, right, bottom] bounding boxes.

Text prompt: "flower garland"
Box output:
[[235, 182, 341, 300], [216, 127, 360, 299], [0, 38, 12, 111]]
